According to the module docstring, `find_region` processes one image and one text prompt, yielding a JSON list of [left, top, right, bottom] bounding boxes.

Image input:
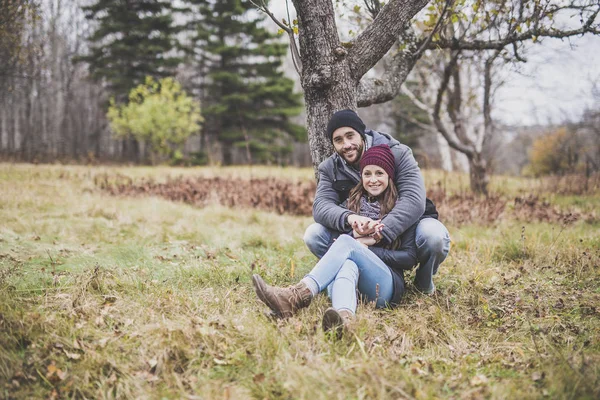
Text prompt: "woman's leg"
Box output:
[[323, 252, 395, 336], [305, 235, 395, 310], [329, 260, 358, 313]]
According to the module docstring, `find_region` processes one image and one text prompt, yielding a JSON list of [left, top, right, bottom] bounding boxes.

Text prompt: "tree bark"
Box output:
[[468, 154, 489, 195], [291, 0, 430, 171]]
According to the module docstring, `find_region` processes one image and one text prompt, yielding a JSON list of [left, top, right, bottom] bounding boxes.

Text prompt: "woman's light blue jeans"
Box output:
[[304, 234, 394, 313], [304, 218, 450, 294]]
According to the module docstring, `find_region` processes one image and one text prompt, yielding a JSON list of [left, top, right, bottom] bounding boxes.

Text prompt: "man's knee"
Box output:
[[416, 219, 450, 256], [303, 223, 334, 258], [304, 223, 327, 246]]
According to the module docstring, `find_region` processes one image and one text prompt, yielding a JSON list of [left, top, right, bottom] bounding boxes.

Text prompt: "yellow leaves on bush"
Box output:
[[107, 77, 203, 161], [526, 127, 580, 176]]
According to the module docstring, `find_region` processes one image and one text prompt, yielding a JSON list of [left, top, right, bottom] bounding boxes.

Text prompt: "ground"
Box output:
[[0, 164, 598, 399]]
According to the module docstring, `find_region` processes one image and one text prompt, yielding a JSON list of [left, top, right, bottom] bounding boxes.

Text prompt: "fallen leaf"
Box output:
[[63, 349, 81, 360], [103, 295, 117, 304], [470, 374, 489, 387], [532, 371, 545, 382], [56, 370, 67, 381]]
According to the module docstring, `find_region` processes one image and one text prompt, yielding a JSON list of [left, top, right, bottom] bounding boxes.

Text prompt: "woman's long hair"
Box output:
[[347, 177, 398, 217], [346, 176, 400, 249]]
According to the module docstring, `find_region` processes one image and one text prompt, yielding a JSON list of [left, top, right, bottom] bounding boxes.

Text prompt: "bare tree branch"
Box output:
[[250, 0, 303, 76], [397, 110, 439, 134], [348, 0, 430, 81], [432, 50, 476, 157], [430, 10, 600, 51], [401, 80, 473, 156], [413, 0, 453, 59], [481, 49, 502, 152], [356, 25, 420, 107]]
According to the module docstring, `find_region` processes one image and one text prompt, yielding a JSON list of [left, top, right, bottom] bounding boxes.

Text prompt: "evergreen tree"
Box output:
[[79, 0, 182, 102], [187, 0, 304, 165]]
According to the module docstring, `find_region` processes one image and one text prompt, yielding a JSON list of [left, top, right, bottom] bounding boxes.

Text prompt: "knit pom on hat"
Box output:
[[360, 144, 396, 179], [326, 109, 366, 142]]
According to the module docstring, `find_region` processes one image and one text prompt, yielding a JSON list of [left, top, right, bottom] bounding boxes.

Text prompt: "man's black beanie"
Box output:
[[326, 109, 366, 142]]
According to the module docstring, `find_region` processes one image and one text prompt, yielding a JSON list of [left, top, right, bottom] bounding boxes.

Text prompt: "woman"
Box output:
[[252, 144, 436, 335]]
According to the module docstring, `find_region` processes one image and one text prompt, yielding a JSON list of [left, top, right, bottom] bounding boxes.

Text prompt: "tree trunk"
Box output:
[[291, 0, 429, 171], [222, 144, 233, 165], [468, 154, 489, 195], [292, 0, 357, 170]]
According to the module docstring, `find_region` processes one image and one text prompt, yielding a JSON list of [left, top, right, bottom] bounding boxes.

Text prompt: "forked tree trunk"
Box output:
[[290, 0, 429, 171], [468, 154, 489, 195]]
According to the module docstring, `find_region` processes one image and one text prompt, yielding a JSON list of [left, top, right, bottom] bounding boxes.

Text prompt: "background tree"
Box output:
[[526, 127, 581, 176], [0, 0, 39, 91], [186, 0, 305, 165], [79, 0, 182, 100], [254, 0, 600, 183], [77, 0, 183, 161], [107, 77, 202, 164]]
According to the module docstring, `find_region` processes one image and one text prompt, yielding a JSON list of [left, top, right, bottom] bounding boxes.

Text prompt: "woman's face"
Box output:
[[361, 165, 389, 197]]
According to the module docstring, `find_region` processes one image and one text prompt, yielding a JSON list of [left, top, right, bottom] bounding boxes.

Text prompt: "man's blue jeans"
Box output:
[[304, 234, 395, 313], [304, 218, 450, 293]]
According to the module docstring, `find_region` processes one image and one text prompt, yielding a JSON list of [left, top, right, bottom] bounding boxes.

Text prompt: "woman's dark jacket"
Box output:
[[368, 199, 438, 306]]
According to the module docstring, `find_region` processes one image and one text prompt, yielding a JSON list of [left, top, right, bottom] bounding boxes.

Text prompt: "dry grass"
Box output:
[[1, 163, 599, 399]]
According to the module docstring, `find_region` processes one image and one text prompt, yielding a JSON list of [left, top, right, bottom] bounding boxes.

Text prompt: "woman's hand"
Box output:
[[351, 218, 383, 237], [356, 236, 377, 247]]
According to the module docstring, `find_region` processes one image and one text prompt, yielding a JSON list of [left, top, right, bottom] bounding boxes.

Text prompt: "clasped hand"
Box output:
[[347, 215, 384, 247]]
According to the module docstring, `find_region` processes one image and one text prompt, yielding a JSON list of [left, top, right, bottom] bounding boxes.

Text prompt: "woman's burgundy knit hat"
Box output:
[[360, 144, 396, 179]]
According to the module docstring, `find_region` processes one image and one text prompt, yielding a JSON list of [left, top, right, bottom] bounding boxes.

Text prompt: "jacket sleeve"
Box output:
[[368, 223, 418, 271], [379, 145, 426, 244], [312, 160, 352, 232]]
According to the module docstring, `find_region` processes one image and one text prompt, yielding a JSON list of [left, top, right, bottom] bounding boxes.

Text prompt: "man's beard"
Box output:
[[338, 141, 364, 166]]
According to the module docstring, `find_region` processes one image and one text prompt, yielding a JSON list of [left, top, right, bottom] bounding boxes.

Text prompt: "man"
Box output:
[[304, 109, 450, 294]]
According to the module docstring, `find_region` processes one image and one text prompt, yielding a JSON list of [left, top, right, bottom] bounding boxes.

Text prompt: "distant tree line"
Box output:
[[0, 0, 305, 165]]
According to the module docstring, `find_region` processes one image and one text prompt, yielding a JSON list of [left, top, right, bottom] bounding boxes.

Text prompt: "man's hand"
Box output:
[[348, 214, 384, 237], [347, 214, 373, 230], [348, 214, 379, 236]]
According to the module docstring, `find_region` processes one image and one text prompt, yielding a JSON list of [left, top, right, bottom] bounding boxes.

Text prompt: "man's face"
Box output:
[[332, 127, 364, 165]]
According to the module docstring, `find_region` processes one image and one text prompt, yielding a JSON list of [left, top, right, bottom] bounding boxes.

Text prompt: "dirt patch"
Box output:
[[95, 174, 597, 225]]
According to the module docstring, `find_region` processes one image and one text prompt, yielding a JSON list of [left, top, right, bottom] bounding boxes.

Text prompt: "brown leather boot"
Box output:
[[322, 307, 354, 337], [252, 274, 313, 318]]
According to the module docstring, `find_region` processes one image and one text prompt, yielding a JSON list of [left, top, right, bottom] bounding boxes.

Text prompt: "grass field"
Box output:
[[1, 163, 599, 399]]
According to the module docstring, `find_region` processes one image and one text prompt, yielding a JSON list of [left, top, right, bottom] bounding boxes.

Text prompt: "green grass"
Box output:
[[1, 163, 599, 399]]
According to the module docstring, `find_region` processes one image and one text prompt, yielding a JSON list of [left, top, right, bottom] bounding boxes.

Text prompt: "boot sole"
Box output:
[[322, 307, 344, 338], [252, 274, 283, 318]]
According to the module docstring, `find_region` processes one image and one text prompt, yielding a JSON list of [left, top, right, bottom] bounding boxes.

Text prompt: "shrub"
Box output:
[[107, 77, 202, 163]]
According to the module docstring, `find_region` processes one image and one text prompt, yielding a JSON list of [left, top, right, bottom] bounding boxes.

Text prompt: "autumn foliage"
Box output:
[[526, 128, 581, 176], [95, 174, 596, 225]]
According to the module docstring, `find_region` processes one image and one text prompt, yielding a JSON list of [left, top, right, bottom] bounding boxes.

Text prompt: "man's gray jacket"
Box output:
[[312, 129, 426, 245]]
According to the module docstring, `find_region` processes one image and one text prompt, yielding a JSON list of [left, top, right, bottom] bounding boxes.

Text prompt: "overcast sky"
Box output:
[[268, 3, 599, 127], [495, 34, 600, 126]]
